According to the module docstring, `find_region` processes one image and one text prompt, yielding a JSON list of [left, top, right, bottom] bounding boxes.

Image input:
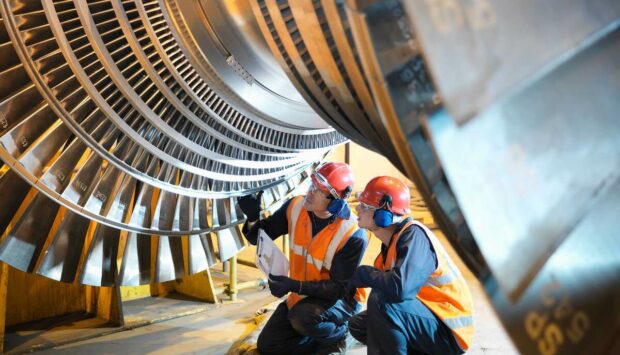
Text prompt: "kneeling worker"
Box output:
[[238, 162, 367, 354], [348, 176, 474, 354]]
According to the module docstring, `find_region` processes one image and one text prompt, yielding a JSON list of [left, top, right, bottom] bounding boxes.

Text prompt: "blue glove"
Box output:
[[268, 274, 301, 298]]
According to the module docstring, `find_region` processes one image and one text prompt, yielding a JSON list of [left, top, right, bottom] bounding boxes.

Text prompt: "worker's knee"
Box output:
[[288, 312, 318, 336], [287, 302, 326, 336]]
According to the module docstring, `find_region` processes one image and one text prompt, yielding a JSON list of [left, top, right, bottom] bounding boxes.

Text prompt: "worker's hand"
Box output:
[[322, 298, 358, 324], [237, 190, 264, 222], [268, 274, 301, 298]]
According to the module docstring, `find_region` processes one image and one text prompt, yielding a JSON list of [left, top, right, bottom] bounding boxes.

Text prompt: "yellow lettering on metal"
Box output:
[[538, 322, 563, 355], [524, 280, 591, 354]]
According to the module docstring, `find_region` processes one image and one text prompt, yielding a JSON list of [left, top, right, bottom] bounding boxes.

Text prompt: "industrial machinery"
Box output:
[[0, 0, 618, 353]]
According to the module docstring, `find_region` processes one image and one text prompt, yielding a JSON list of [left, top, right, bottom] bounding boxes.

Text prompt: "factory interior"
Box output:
[[0, 0, 618, 354]]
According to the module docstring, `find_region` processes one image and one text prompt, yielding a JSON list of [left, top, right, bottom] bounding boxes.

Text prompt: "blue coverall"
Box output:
[[242, 198, 367, 355], [348, 218, 464, 355]]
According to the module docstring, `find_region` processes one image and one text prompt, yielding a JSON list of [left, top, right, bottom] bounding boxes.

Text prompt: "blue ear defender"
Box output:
[[373, 194, 393, 228], [327, 198, 346, 215], [327, 186, 352, 216]]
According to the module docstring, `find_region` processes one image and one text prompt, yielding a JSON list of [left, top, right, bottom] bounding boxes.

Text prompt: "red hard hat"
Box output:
[[311, 162, 354, 199], [358, 176, 411, 215]]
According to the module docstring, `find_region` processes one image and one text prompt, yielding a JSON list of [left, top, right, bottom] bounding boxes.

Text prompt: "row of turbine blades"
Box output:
[[0, 162, 311, 286], [0, 0, 333, 286]]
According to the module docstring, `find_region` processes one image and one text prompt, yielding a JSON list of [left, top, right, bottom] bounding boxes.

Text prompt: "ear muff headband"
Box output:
[[373, 194, 393, 228], [326, 186, 352, 218], [379, 194, 392, 209]]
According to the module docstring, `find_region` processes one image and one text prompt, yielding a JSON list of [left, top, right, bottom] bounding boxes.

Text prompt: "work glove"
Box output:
[[322, 298, 358, 324], [268, 273, 301, 298], [237, 190, 264, 222]]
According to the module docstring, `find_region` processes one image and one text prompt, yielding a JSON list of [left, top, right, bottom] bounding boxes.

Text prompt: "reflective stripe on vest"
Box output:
[[413, 221, 463, 288], [286, 196, 364, 308], [374, 220, 474, 351], [289, 225, 353, 272], [443, 315, 474, 329], [288, 198, 305, 246]]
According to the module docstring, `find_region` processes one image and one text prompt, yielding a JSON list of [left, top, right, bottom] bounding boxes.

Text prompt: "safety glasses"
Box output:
[[311, 171, 339, 199], [308, 183, 331, 198], [357, 201, 378, 211]]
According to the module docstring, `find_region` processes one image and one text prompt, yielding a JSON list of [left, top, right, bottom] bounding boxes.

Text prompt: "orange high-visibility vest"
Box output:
[[286, 196, 367, 309], [374, 220, 474, 351]]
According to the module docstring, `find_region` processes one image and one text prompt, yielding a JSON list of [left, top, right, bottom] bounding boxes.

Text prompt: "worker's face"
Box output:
[[304, 183, 332, 213], [355, 201, 378, 230]]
